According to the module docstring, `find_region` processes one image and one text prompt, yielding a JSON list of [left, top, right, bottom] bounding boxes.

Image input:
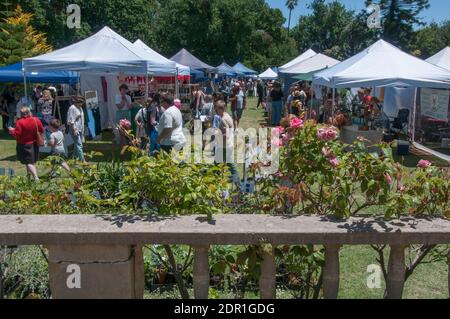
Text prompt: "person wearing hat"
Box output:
[[67, 96, 86, 162]]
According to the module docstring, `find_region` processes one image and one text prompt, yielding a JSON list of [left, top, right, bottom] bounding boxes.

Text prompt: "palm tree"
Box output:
[[285, 0, 299, 34]]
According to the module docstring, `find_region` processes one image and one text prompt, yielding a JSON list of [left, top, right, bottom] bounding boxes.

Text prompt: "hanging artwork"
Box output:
[[421, 89, 449, 121]]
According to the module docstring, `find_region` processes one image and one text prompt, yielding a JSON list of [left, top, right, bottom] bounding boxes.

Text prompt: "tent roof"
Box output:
[[426, 47, 450, 71], [280, 53, 340, 75], [292, 68, 327, 82], [170, 48, 215, 71], [313, 39, 450, 89], [133, 39, 189, 76], [216, 62, 243, 76], [233, 62, 257, 75], [23, 26, 176, 75], [0, 62, 78, 84], [279, 49, 317, 70], [259, 68, 278, 80]]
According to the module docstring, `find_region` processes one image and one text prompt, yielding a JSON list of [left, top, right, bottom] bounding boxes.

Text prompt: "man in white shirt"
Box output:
[[157, 94, 186, 153], [67, 96, 85, 162], [215, 100, 239, 184]]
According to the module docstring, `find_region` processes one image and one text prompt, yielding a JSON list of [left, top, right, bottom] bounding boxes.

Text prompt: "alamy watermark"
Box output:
[[66, 4, 81, 29], [168, 122, 280, 176], [366, 264, 382, 289], [66, 264, 81, 289], [367, 4, 382, 29]]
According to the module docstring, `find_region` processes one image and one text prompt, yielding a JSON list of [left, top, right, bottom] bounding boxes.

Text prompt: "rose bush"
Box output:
[[253, 116, 449, 219]]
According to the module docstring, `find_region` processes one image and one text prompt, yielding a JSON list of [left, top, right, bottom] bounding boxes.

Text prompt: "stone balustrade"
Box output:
[[1, 214, 450, 299]]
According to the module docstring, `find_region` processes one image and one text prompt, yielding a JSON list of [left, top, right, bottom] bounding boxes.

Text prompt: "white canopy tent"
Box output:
[[279, 49, 317, 71], [312, 39, 450, 161], [258, 68, 278, 80], [313, 40, 450, 89], [426, 47, 450, 71], [23, 27, 176, 75], [22, 27, 181, 129], [133, 39, 190, 76], [279, 53, 340, 75]]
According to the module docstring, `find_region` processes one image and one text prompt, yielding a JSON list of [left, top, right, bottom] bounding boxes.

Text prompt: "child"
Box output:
[[48, 119, 70, 172]]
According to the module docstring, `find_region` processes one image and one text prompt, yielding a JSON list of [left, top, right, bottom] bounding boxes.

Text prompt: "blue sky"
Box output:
[[267, 0, 450, 27]]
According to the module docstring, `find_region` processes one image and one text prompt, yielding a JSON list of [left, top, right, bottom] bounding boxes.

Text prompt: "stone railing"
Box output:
[[1, 214, 450, 299]]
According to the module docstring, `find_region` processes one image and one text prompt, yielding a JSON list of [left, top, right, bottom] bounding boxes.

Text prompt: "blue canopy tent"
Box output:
[[190, 68, 207, 83], [233, 62, 257, 76], [216, 62, 244, 77], [0, 62, 78, 84]]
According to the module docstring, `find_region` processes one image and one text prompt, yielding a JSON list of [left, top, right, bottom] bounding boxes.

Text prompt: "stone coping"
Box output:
[[0, 214, 450, 245]]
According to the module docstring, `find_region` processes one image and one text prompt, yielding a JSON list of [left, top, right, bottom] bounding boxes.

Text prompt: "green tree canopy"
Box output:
[[367, 0, 430, 50], [411, 21, 450, 58], [291, 0, 378, 60]]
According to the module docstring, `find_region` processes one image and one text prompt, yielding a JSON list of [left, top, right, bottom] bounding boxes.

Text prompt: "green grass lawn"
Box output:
[[1, 98, 449, 299]]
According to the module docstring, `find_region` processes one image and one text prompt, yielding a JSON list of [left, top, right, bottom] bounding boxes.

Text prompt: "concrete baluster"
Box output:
[[386, 245, 406, 299], [193, 245, 210, 299], [260, 247, 276, 299], [323, 244, 341, 299]]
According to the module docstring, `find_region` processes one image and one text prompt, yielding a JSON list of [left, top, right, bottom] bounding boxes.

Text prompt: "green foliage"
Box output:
[[0, 147, 230, 220], [246, 118, 449, 219], [5, 0, 297, 72], [411, 21, 450, 58], [291, 0, 379, 60], [0, 4, 52, 65], [368, 0, 430, 50], [1, 246, 49, 299]]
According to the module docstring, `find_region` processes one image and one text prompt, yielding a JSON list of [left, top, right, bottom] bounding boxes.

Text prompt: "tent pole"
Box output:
[[175, 67, 179, 99], [411, 88, 418, 143], [331, 87, 335, 121], [23, 66, 28, 98], [145, 73, 149, 100]]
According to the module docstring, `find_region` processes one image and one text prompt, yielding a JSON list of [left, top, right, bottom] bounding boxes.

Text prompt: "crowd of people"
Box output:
[[2, 75, 381, 182]]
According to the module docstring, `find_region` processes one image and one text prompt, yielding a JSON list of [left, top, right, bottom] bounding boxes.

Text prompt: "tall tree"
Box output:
[[411, 20, 450, 58], [0, 4, 52, 66], [366, 0, 430, 49], [152, 0, 297, 71], [292, 0, 378, 60], [285, 0, 299, 33]]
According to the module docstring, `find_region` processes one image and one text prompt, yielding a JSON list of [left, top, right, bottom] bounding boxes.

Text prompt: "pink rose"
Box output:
[[317, 127, 338, 141], [417, 160, 432, 169], [119, 119, 131, 130], [384, 173, 393, 185], [326, 128, 337, 140], [290, 118, 303, 129], [317, 128, 327, 140], [329, 157, 340, 168]]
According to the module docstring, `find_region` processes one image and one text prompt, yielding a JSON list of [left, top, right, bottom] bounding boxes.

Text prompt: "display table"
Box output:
[[340, 125, 383, 146]]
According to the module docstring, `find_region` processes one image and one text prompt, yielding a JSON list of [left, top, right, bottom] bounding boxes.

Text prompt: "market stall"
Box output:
[[133, 39, 191, 109], [233, 62, 258, 77], [23, 27, 177, 130], [0, 62, 78, 84], [312, 40, 450, 159], [258, 68, 278, 80], [216, 62, 244, 78]]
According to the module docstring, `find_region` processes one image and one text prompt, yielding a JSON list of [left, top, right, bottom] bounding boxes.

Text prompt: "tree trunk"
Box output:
[[163, 245, 190, 299], [288, 9, 292, 35]]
